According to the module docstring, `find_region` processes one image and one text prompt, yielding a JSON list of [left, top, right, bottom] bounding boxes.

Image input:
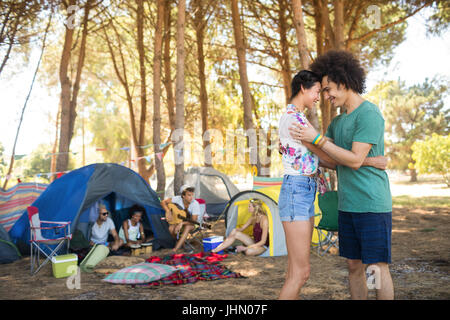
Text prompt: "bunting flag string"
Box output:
[[0, 142, 173, 163]]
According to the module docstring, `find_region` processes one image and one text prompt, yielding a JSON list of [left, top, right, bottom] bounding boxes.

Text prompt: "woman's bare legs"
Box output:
[[278, 216, 314, 300], [211, 228, 254, 253]]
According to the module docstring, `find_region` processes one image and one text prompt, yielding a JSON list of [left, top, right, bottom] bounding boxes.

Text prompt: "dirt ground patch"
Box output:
[[0, 205, 449, 300]]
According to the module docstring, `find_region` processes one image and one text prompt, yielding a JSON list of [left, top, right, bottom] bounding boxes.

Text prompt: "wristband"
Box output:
[[317, 136, 327, 148], [312, 134, 321, 145]]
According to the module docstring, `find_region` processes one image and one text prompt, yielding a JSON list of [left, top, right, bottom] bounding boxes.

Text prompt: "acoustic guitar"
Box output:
[[166, 203, 211, 229]]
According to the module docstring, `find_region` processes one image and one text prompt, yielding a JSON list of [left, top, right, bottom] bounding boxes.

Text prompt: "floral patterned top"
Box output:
[[278, 104, 319, 176]]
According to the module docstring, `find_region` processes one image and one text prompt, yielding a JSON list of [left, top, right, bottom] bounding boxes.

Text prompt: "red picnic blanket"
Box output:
[[141, 252, 244, 286]]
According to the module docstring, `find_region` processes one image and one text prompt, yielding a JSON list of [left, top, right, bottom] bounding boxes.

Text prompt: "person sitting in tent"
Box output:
[[212, 198, 269, 256], [118, 205, 147, 247], [89, 204, 121, 251], [161, 185, 201, 252]]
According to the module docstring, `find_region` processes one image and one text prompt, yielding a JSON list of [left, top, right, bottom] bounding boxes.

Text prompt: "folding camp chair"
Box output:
[[315, 191, 339, 256], [184, 198, 209, 252], [28, 206, 72, 275]]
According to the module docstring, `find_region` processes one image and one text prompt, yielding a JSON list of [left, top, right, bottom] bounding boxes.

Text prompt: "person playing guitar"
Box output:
[[160, 185, 203, 252]]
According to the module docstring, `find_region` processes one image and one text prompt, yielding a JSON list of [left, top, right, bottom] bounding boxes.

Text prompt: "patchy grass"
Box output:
[[392, 196, 450, 208]]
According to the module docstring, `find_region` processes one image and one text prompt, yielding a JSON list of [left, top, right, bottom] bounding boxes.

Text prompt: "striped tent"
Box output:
[[252, 176, 283, 190], [0, 183, 47, 232]]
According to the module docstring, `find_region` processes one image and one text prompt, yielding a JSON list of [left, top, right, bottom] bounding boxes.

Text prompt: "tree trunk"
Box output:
[[56, 0, 91, 173], [291, 0, 311, 69], [136, 0, 149, 181], [193, 0, 211, 167], [231, 0, 261, 173], [163, 0, 175, 131], [50, 101, 61, 183], [410, 168, 418, 182], [278, 0, 292, 105], [291, 0, 320, 130], [153, 0, 166, 198], [333, 0, 345, 50], [173, 0, 186, 195]]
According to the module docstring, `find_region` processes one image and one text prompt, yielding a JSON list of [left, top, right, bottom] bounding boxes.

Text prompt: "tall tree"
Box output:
[[163, 0, 176, 131], [291, 0, 319, 129], [56, 0, 92, 173], [193, 0, 213, 167], [173, 0, 186, 195], [291, 0, 311, 68], [153, 0, 166, 198], [134, 0, 151, 181], [231, 0, 261, 174]]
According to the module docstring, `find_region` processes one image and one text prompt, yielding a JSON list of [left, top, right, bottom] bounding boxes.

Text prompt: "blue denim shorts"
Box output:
[[278, 175, 317, 222], [338, 211, 392, 264]]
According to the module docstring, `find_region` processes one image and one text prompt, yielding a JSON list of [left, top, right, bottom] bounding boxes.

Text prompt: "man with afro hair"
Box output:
[[291, 50, 394, 300]]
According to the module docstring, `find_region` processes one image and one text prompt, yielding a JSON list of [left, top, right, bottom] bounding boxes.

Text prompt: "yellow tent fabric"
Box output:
[[246, 184, 327, 246]]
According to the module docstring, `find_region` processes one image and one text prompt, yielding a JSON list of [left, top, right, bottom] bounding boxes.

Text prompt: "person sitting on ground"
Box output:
[[118, 205, 147, 248], [160, 185, 201, 252], [212, 198, 269, 256], [89, 204, 121, 251]]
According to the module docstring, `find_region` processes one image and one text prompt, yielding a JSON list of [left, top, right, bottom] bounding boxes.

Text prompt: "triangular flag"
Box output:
[[160, 142, 170, 149], [156, 152, 163, 161]]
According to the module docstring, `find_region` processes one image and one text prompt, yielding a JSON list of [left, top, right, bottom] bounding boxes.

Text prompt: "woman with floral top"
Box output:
[[277, 70, 323, 300]]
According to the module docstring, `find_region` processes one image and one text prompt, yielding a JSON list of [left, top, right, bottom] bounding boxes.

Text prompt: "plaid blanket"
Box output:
[[141, 252, 244, 286]]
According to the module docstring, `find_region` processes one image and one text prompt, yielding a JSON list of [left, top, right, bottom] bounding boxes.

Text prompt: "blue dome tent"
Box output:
[[9, 163, 175, 253]]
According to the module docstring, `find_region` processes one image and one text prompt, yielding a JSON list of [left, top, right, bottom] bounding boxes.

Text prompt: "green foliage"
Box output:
[[412, 133, 450, 186], [22, 143, 52, 182], [0, 142, 7, 176], [426, 0, 450, 36], [367, 77, 449, 171]]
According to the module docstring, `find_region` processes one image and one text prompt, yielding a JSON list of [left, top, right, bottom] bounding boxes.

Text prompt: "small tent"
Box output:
[[165, 167, 240, 217], [0, 224, 21, 264], [9, 163, 174, 253], [223, 184, 324, 257], [223, 188, 287, 257]]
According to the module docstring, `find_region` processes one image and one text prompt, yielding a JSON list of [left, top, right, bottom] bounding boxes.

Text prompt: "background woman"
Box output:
[[118, 205, 147, 248], [212, 199, 269, 256]]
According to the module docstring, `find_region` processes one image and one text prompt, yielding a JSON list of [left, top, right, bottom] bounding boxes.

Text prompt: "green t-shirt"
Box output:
[[325, 100, 392, 213]]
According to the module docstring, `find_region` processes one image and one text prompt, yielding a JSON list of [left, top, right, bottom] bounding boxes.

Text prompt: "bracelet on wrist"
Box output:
[[318, 137, 326, 148], [312, 134, 321, 145]]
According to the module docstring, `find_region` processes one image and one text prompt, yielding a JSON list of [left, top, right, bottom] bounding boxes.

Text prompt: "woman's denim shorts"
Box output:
[[278, 175, 317, 222]]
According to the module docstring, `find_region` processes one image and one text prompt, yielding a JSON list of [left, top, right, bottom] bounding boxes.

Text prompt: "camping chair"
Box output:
[[27, 206, 72, 275], [184, 198, 209, 252], [315, 191, 339, 256]]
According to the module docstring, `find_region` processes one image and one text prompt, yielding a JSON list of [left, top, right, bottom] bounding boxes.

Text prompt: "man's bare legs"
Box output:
[[172, 223, 194, 252], [347, 259, 394, 300]]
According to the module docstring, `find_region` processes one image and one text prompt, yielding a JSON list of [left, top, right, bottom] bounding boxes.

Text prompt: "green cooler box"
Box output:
[[51, 254, 78, 278]]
